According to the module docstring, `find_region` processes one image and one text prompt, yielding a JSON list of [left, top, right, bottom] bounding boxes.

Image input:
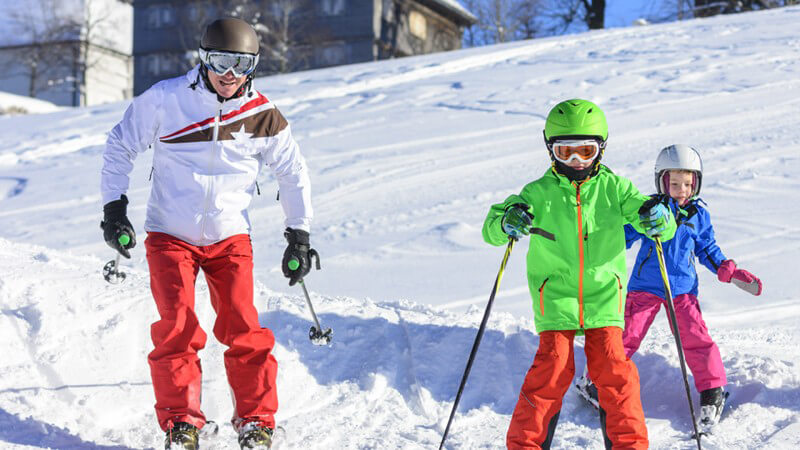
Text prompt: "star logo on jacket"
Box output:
[[231, 124, 254, 144]]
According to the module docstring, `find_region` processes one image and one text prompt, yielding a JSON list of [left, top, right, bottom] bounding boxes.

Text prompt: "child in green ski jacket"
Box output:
[[482, 99, 676, 450]]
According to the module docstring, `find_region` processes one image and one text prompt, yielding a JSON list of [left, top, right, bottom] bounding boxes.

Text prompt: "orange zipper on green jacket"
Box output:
[[575, 181, 584, 328]]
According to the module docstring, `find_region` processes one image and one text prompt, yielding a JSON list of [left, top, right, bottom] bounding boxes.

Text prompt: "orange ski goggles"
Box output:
[[551, 139, 601, 163]]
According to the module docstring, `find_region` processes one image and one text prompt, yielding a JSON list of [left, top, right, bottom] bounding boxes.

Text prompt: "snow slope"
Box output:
[[1, 6, 800, 449]]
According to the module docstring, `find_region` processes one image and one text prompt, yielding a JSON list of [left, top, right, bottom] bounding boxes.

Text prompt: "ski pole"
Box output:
[[103, 233, 130, 284], [298, 279, 332, 345], [654, 236, 702, 449], [289, 249, 330, 345], [440, 237, 515, 450]]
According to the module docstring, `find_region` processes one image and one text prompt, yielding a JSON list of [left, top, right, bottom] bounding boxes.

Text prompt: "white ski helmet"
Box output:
[[654, 144, 703, 196]]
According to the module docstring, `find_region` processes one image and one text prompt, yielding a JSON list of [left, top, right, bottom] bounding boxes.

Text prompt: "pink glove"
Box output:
[[718, 259, 762, 296]]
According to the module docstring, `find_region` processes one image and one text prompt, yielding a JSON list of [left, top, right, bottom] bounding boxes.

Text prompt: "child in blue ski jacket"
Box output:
[[577, 144, 763, 427], [625, 145, 761, 423]]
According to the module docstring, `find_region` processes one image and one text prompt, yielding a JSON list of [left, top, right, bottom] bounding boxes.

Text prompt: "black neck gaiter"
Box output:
[[554, 161, 596, 182]]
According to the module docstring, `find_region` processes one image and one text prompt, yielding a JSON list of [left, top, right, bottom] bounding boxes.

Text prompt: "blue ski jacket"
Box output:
[[626, 197, 726, 298]]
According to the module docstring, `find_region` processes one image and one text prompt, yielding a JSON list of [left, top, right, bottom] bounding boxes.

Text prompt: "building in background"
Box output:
[[0, 0, 133, 107], [134, 0, 476, 95]]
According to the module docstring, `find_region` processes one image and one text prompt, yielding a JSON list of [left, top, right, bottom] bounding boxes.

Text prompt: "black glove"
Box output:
[[100, 195, 136, 259], [282, 228, 320, 286], [637, 194, 667, 216]]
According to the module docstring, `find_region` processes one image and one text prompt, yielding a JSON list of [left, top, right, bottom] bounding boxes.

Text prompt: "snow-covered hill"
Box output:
[[1, 6, 799, 449]]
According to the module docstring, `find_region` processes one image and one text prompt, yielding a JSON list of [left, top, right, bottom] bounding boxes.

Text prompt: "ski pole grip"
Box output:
[[309, 248, 321, 270], [118, 233, 131, 246]]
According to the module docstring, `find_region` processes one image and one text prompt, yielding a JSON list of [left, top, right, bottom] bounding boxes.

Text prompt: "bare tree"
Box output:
[[540, 0, 584, 35], [485, 0, 518, 43], [541, 0, 605, 34], [3, 0, 76, 98], [582, 0, 605, 29], [257, 0, 318, 73], [695, 0, 797, 16], [661, 0, 799, 20], [460, 0, 485, 46], [461, 0, 544, 46], [517, 0, 544, 39], [3, 0, 128, 104]]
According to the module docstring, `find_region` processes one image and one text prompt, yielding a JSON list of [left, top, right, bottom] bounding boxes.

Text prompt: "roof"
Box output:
[[418, 0, 477, 25]]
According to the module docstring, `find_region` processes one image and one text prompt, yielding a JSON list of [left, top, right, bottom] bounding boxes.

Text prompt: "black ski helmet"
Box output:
[[195, 18, 260, 100], [201, 18, 259, 55]]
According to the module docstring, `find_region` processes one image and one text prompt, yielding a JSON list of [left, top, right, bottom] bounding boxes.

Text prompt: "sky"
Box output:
[[605, 0, 674, 27]]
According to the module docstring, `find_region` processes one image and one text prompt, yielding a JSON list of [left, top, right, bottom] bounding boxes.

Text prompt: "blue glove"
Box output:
[[638, 198, 672, 238], [501, 203, 534, 239]]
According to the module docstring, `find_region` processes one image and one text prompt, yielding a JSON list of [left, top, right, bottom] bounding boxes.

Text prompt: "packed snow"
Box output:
[[0, 92, 60, 116], [1, 6, 800, 449]]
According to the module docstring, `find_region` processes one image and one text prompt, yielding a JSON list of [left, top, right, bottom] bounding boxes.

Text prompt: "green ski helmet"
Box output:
[[543, 99, 608, 144]]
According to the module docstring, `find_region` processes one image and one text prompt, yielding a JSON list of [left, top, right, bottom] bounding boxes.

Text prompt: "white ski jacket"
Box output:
[[101, 66, 312, 246]]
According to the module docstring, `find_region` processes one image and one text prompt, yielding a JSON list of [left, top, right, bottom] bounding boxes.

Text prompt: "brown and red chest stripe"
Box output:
[[159, 94, 289, 144]]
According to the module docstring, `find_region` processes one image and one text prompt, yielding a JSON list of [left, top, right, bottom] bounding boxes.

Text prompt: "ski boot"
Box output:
[[165, 422, 199, 450], [238, 421, 273, 449], [575, 375, 600, 409], [699, 387, 728, 429]]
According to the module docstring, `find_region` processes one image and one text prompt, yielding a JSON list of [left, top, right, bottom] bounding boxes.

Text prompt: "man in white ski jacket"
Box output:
[[99, 18, 312, 449]]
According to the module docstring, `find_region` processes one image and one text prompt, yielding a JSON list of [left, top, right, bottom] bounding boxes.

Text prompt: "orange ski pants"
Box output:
[[145, 232, 278, 431], [507, 327, 648, 449]]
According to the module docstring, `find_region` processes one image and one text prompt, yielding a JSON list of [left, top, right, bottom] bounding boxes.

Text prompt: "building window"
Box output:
[[143, 54, 181, 77], [317, 43, 347, 66], [321, 0, 345, 16], [161, 6, 175, 26], [409, 11, 427, 40], [145, 5, 176, 28], [186, 4, 199, 21]]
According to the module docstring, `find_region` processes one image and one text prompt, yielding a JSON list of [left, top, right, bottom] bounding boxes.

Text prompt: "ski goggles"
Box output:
[[199, 48, 259, 77], [550, 139, 601, 163]]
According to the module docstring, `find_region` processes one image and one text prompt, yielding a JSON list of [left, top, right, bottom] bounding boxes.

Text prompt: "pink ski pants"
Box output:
[[622, 290, 726, 392]]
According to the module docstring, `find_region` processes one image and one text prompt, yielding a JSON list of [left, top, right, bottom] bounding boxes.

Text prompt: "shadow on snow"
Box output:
[[264, 309, 800, 423], [0, 407, 133, 449], [263, 309, 539, 415]]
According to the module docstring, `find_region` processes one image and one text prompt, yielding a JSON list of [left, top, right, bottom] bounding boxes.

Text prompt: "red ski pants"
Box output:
[[622, 291, 727, 392], [507, 327, 648, 449], [145, 232, 278, 431]]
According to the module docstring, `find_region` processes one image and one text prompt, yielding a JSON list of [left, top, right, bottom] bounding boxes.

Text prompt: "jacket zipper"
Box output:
[[614, 274, 623, 313], [637, 246, 653, 277], [200, 106, 223, 240], [538, 278, 549, 316], [576, 182, 584, 328]]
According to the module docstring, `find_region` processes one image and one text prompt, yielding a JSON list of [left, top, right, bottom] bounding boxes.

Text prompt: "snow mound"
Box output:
[[1, 237, 798, 448], [0, 92, 60, 115]]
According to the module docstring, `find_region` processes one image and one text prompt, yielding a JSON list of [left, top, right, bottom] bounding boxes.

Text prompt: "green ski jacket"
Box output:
[[482, 166, 676, 334]]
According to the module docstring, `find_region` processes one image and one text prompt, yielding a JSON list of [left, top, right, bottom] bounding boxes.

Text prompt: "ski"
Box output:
[[270, 426, 286, 449], [575, 375, 600, 410], [199, 421, 219, 438]]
